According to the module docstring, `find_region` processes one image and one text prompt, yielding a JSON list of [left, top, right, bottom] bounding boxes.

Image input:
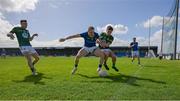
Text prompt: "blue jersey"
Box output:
[[80, 32, 99, 47], [130, 42, 139, 51]]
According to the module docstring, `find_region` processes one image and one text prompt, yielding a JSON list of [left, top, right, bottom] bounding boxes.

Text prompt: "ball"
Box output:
[[98, 70, 108, 77]]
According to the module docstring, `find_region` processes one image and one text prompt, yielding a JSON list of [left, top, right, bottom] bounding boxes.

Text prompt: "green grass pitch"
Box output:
[[0, 57, 180, 100]]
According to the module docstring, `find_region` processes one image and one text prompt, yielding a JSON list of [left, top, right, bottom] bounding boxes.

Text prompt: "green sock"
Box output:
[[75, 64, 78, 67], [112, 63, 115, 67]]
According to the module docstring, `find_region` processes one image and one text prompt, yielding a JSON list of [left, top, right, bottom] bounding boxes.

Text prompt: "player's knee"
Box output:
[[35, 56, 40, 61], [75, 55, 81, 60]]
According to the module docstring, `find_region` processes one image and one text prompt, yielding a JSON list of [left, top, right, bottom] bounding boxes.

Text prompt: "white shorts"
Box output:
[[101, 49, 112, 52], [82, 46, 98, 54], [132, 51, 139, 57], [19, 46, 37, 55]]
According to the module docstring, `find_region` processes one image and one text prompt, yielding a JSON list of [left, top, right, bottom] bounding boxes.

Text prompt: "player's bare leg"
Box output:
[[32, 53, 40, 66], [94, 48, 105, 72], [24, 54, 36, 75], [103, 51, 110, 70], [110, 52, 119, 72], [72, 48, 88, 74], [132, 56, 135, 63]]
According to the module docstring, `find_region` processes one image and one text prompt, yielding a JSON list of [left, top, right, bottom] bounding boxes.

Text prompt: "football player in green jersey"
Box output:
[[7, 20, 40, 76], [99, 26, 119, 72]]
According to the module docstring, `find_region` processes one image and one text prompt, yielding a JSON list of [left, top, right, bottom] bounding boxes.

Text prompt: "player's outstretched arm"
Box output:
[[29, 33, 38, 41], [7, 33, 15, 40], [59, 34, 81, 42]]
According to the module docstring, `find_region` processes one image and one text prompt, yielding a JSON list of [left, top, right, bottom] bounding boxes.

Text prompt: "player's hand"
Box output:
[[129, 45, 134, 48], [59, 38, 66, 42], [33, 33, 38, 37], [7, 34, 15, 40], [100, 42, 106, 48]]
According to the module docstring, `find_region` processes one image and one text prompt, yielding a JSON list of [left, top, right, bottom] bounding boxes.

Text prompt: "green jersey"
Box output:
[[10, 27, 31, 46], [99, 32, 114, 49]]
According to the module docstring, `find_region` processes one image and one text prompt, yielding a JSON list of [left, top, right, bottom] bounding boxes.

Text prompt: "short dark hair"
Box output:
[[107, 26, 113, 31], [20, 20, 27, 23], [88, 26, 95, 31]]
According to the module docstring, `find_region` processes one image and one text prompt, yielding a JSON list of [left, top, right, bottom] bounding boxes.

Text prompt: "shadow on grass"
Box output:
[[77, 73, 166, 86], [143, 65, 167, 68], [12, 72, 52, 85]]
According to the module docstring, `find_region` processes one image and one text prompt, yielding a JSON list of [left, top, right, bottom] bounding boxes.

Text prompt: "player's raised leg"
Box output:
[[72, 48, 88, 74], [94, 48, 105, 72], [31, 53, 40, 66]]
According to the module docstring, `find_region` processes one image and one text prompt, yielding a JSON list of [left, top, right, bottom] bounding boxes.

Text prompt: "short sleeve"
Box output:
[[10, 27, 16, 33], [130, 42, 133, 46], [80, 32, 86, 38], [99, 33, 104, 39], [108, 36, 114, 44]]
